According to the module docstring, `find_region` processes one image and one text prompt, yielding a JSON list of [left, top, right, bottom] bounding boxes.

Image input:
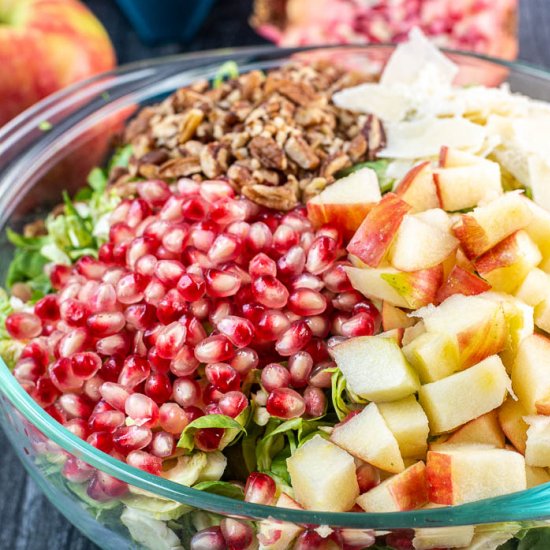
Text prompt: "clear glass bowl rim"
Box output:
[[2, 44, 550, 530]]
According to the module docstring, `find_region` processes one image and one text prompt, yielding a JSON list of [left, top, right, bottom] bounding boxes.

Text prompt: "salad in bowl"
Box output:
[[3, 30, 550, 550]]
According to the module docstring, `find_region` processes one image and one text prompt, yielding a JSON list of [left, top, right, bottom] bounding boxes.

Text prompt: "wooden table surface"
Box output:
[[2, 0, 550, 548]]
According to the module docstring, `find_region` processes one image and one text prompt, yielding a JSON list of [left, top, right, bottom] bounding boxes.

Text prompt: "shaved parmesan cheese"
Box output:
[[380, 118, 486, 159], [381, 27, 458, 87]]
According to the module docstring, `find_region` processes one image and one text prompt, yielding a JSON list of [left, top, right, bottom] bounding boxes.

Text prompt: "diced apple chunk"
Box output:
[[525, 416, 550, 468], [418, 355, 510, 434], [526, 465, 550, 488], [498, 398, 529, 454], [331, 335, 420, 402], [356, 461, 428, 512], [439, 146, 487, 168], [331, 403, 405, 473], [258, 494, 304, 550], [286, 435, 359, 512], [445, 410, 505, 448], [378, 396, 430, 459], [426, 447, 526, 505], [394, 161, 439, 212], [511, 334, 550, 414], [466, 531, 517, 550], [413, 521, 474, 550], [381, 302, 415, 331], [435, 265, 491, 304], [402, 331, 460, 383], [389, 214, 458, 271], [523, 196, 550, 270], [306, 167, 381, 239], [452, 192, 534, 259], [433, 158, 502, 212], [473, 230, 542, 293], [515, 268, 550, 307], [345, 265, 443, 310], [419, 294, 507, 368]]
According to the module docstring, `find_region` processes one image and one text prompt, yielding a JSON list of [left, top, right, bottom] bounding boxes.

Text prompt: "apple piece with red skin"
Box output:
[[435, 265, 491, 304], [0, 0, 116, 125], [524, 415, 550, 468], [394, 161, 439, 212], [307, 167, 381, 239], [258, 493, 304, 550], [347, 193, 411, 267], [426, 446, 526, 505], [381, 302, 415, 331], [452, 192, 533, 259], [473, 230, 542, 293], [355, 461, 428, 513], [438, 146, 487, 168], [345, 265, 443, 310], [498, 398, 529, 455], [445, 410, 505, 449]]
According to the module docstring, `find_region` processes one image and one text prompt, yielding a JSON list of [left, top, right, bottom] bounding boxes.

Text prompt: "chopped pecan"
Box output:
[[241, 178, 299, 211], [321, 153, 350, 179], [347, 134, 368, 163], [158, 157, 202, 178], [138, 164, 159, 179], [362, 114, 386, 160], [284, 136, 320, 170], [252, 168, 281, 186], [301, 177, 329, 203], [179, 108, 204, 144], [249, 136, 287, 171], [200, 143, 229, 179], [227, 164, 254, 188], [140, 150, 169, 165]]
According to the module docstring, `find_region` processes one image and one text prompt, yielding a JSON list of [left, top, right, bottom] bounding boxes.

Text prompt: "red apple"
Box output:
[[394, 161, 439, 212], [0, 0, 116, 125], [347, 193, 411, 267], [435, 265, 491, 304]]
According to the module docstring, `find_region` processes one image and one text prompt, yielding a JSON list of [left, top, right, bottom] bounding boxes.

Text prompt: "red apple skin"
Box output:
[[436, 265, 491, 304], [0, 0, 116, 125], [394, 161, 439, 212], [307, 201, 374, 241], [473, 231, 527, 274], [388, 461, 429, 510], [347, 193, 411, 267], [452, 215, 490, 260], [426, 451, 453, 505]]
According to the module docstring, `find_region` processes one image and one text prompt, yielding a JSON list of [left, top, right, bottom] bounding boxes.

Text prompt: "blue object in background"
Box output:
[[115, 0, 216, 45]]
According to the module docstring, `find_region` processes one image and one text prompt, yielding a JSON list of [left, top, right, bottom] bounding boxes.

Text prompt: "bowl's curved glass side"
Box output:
[[3, 45, 550, 549]]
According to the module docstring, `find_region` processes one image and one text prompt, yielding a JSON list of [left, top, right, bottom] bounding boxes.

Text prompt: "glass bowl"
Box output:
[[2, 45, 550, 550]]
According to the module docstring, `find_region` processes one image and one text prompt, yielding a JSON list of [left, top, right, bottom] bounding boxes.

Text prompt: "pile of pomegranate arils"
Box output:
[[7, 177, 380, 502]]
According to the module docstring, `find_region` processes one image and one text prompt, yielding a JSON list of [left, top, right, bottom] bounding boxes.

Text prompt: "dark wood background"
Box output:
[[2, 0, 550, 548]]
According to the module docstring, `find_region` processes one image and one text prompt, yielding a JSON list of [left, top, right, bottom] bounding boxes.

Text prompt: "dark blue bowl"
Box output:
[[115, 0, 216, 45]]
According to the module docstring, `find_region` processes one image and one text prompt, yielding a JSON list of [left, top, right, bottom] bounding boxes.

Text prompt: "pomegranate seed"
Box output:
[[134, 254, 158, 278], [126, 236, 157, 269], [204, 268, 241, 298], [172, 377, 200, 408], [332, 290, 364, 312], [150, 431, 175, 458], [156, 289, 186, 324], [230, 347, 258, 375], [144, 372, 173, 404], [50, 264, 71, 289], [184, 246, 214, 268], [208, 233, 242, 264], [89, 409, 125, 432], [244, 472, 276, 505], [226, 221, 250, 239], [272, 224, 299, 254], [194, 427, 224, 452], [210, 197, 248, 225], [127, 450, 163, 475], [98, 355, 123, 383], [290, 273, 324, 291], [323, 262, 352, 292], [58, 393, 94, 419], [356, 463, 380, 493], [112, 242, 130, 265], [162, 224, 189, 253], [218, 391, 248, 418], [170, 345, 199, 377], [89, 283, 118, 313], [155, 321, 187, 359], [205, 363, 240, 392], [190, 527, 226, 550], [57, 327, 89, 358], [99, 382, 130, 411], [189, 220, 217, 251], [159, 402, 188, 434], [14, 357, 44, 383], [331, 313, 350, 336], [128, 198, 152, 227], [143, 278, 167, 306], [109, 222, 134, 244], [304, 315, 330, 339], [353, 301, 381, 331], [200, 179, 235, 202], [49, 357, 84, 392], [113, 425, 153, 454], [304, 386, 327, 418], [21, 340, 49, 366], [275, 320, 312, 356], [182, 196, 211, 220], [203, 384, 223, 405], [195, 335, 234, 363], [288, 351, 313, 388], [177, 272, 205, 301], [5, 312, 42, 339], [309, 362, 335, 388], [110, 199, 131, 225], [261, 363, 291, 392], [220, 518, 254, 550], [86, 311, 125, 337], [96, 333, 130, 357], [98, 243, 114, 263], [123, 303, 155, 331], [70, 351, 101, 379], [153, 260, 185, 287], [62, 457, 95, 483], [64, 418, 90, 439], [246, 221, 272, 252], [91, 471, 128, 499], [341, 312, 375, 337], [277, 245, 306, 278], [59, 299, 89, 327], [385, 530, 415, 550], [32, 376, 60, 407], [125, 393, 159, 428], [288, 288, 327, 316], [283, 211, 312, 233], [34, 295, 60, 321], [294, 530, 334, 550], [339, 529, 375, 550], [137, 180, 171, 207], [217, 315, 254, 348], [159, 195, 185, 221], [209, 300, 233, 327], [306, 235, 338, 275], [143, 219, 171, 243], [116, 273, 147, 304], [249, 252, 277, 278], [45, 403, 67, 424], [241, 301, 265, 325], [266, 388, 306, 419], [118, 355, 151, 388], [255, 309, 290, 342], [177, 178, 201, 197], [252, 276, 289, 308]]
